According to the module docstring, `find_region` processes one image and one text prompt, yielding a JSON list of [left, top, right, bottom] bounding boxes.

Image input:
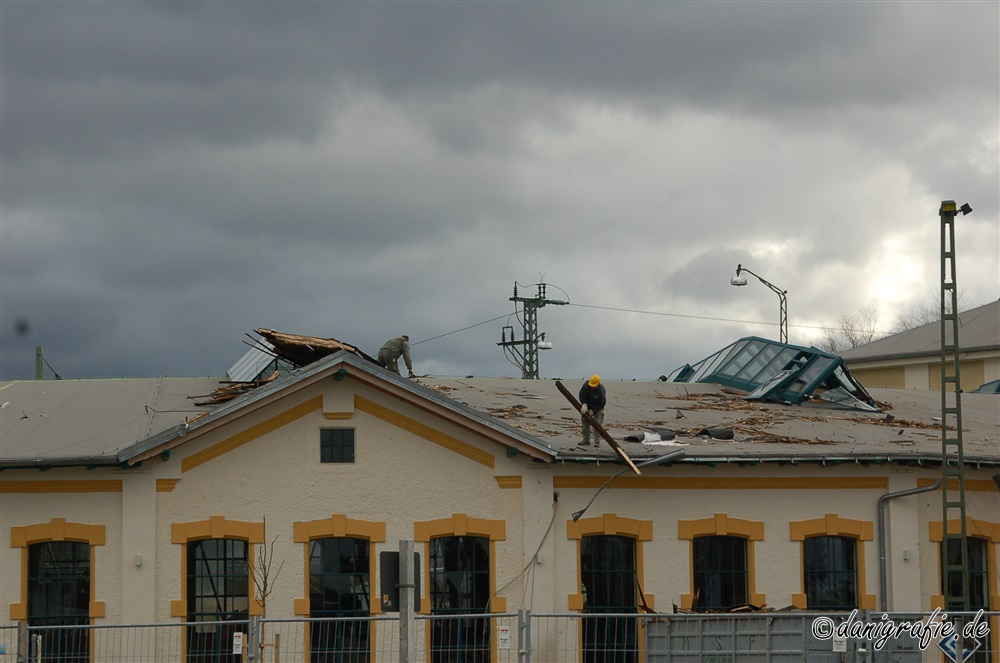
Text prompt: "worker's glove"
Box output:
[[580, 404, 588, 415]]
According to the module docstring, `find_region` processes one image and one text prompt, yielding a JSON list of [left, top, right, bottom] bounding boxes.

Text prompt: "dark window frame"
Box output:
[[186, 538, 249, 663], [429, 535, 491, 663], [581, 534, 638, 663], [320, 428, 356, 464], [692, 535, 748, 611], [27, 541, 91, 662], [803, 535, 859, 610], [308, 537, 371, 663]]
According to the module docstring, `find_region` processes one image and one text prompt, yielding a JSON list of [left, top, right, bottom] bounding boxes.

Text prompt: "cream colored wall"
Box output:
[[122, 471, 157, 623], [0, 469, 124, 623], [883, 472, 926, 611], [520, 466, 557, 613], [905, 364, 930, 390], [152, 376, 527, 622], [985, 357, 1000, 383], [3, 373, 999, 626], [545, 465, 1000, 614]]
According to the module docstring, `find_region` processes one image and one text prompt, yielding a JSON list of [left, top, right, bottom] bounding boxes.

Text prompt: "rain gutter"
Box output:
[[877, 479, 941, 611]]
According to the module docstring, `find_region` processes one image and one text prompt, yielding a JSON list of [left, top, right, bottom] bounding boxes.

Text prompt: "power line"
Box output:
[[413, 302, 877, 348], [412, 314, 511, 345], [566, 302, 846, 332]]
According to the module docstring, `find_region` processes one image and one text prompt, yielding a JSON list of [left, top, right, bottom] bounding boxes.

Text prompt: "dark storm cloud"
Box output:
[[1, 1, 996, 381], [5, 2, 993, 159]]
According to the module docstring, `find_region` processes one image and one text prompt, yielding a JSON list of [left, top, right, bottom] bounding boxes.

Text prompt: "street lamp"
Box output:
[[571, 449, 685, 522], [731, 264, 788, 344]]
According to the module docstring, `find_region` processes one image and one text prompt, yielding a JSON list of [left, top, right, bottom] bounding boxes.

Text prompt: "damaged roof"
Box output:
[[3, 335, 997, 470], [411, 375, 1000, 467], [666, 336, 876, 411]]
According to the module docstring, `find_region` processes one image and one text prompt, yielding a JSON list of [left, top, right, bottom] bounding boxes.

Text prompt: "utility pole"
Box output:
[[498, 282, 567, 379], [398, 540, 417, 663], [939, 200, 972, 613]]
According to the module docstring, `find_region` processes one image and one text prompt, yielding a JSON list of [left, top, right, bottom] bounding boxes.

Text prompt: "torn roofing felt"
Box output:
[[199, 329, 383, 405], [251, 328, 381, 367], [666, 336, 878, 411]]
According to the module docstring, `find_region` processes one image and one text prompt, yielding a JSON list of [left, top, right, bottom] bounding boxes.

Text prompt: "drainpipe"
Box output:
[[878, 479, 941, 611]]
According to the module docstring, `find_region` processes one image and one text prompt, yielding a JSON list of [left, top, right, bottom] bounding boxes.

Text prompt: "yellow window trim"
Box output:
[[170, 517, 265, 618], [9, 518, 106, 622], [553, 476, 888, 490], [495, 476, 522, 489], [292, 515, 387, 661], [567, 514, 654, 613], [293, 515, 387, 616], [156, 479, 180, 492], [929, 518, 1000, 543], [413, 514, 506, 620], [356, 396, 495, 469], [789, 515, 875, 610], [789, 514, 874, 541], [927, 518, 1000, 663], [181, 395, 323, 473], [0, 480, 122, 493], [678, 514, 765, 610]]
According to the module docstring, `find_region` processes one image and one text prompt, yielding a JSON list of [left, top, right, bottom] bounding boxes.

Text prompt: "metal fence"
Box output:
[[6, 611, 998, 663]]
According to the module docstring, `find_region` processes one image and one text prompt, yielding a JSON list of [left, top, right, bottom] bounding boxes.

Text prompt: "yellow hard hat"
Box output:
[[589, 374, 601, 387]]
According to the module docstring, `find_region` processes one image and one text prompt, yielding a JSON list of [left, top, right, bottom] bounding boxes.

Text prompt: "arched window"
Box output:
[[692, 535, 747, 611], [429, 535, 491, 662], [308, 537, 371, 662], [679, 514, 765, 611], [11, 519, 105, 663], [186, 538, 249, 662], [582, 535, 637, 663], [171, 517, 262, 663], [803, 535, 858, 610], [28, 541, 91, 661]]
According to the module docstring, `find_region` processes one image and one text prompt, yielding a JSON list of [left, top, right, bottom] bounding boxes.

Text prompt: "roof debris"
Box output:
[[253, 328, 380, 367]]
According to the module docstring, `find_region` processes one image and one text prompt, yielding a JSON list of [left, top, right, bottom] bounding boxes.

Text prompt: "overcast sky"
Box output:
[[1, 1, 997, 383]]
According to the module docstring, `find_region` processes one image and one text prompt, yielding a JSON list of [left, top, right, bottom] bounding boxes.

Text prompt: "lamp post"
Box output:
[[571, 449, 685, 522], [731, 264, 788, 343]]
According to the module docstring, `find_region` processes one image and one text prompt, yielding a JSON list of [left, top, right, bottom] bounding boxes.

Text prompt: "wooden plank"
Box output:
[[555, 380, 641, 475]]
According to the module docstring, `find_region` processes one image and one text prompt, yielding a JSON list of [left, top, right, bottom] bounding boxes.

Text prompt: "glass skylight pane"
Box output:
[[734, 343, 779, 382]]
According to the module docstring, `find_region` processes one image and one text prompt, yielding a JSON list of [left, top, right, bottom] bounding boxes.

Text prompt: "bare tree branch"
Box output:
[[250, 516, 284, 616]]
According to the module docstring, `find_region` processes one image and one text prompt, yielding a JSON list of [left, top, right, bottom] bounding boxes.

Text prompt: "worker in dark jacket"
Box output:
[[378, 335, 414, 377], [578, 374, 606, 446]]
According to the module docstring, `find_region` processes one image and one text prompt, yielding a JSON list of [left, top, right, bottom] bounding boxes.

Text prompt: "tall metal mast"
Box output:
[[939, 200, 972, 612], [497, 282, 567, 379]]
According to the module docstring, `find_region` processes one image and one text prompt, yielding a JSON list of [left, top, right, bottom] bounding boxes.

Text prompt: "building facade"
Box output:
[[2, 351, 998, 661]]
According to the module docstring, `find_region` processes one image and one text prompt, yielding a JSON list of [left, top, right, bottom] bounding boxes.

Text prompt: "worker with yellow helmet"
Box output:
[[578, 374, 606, 446]]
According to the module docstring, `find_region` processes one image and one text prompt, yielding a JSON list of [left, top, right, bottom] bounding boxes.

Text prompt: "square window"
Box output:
[[320, 429, 355, 463]]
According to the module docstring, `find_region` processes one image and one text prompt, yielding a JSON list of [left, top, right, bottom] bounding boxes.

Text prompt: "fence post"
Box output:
[[399, 539, 417, 663], [518, 609, 530, 663]]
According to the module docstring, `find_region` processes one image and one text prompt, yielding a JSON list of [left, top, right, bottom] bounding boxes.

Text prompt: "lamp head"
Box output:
[[732, 264, 747, 286], [571, 510, 585, 523], [960, 203, 973, 216]]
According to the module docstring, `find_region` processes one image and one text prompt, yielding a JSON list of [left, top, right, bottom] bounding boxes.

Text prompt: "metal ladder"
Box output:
[[938, 200, 969, 612]]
